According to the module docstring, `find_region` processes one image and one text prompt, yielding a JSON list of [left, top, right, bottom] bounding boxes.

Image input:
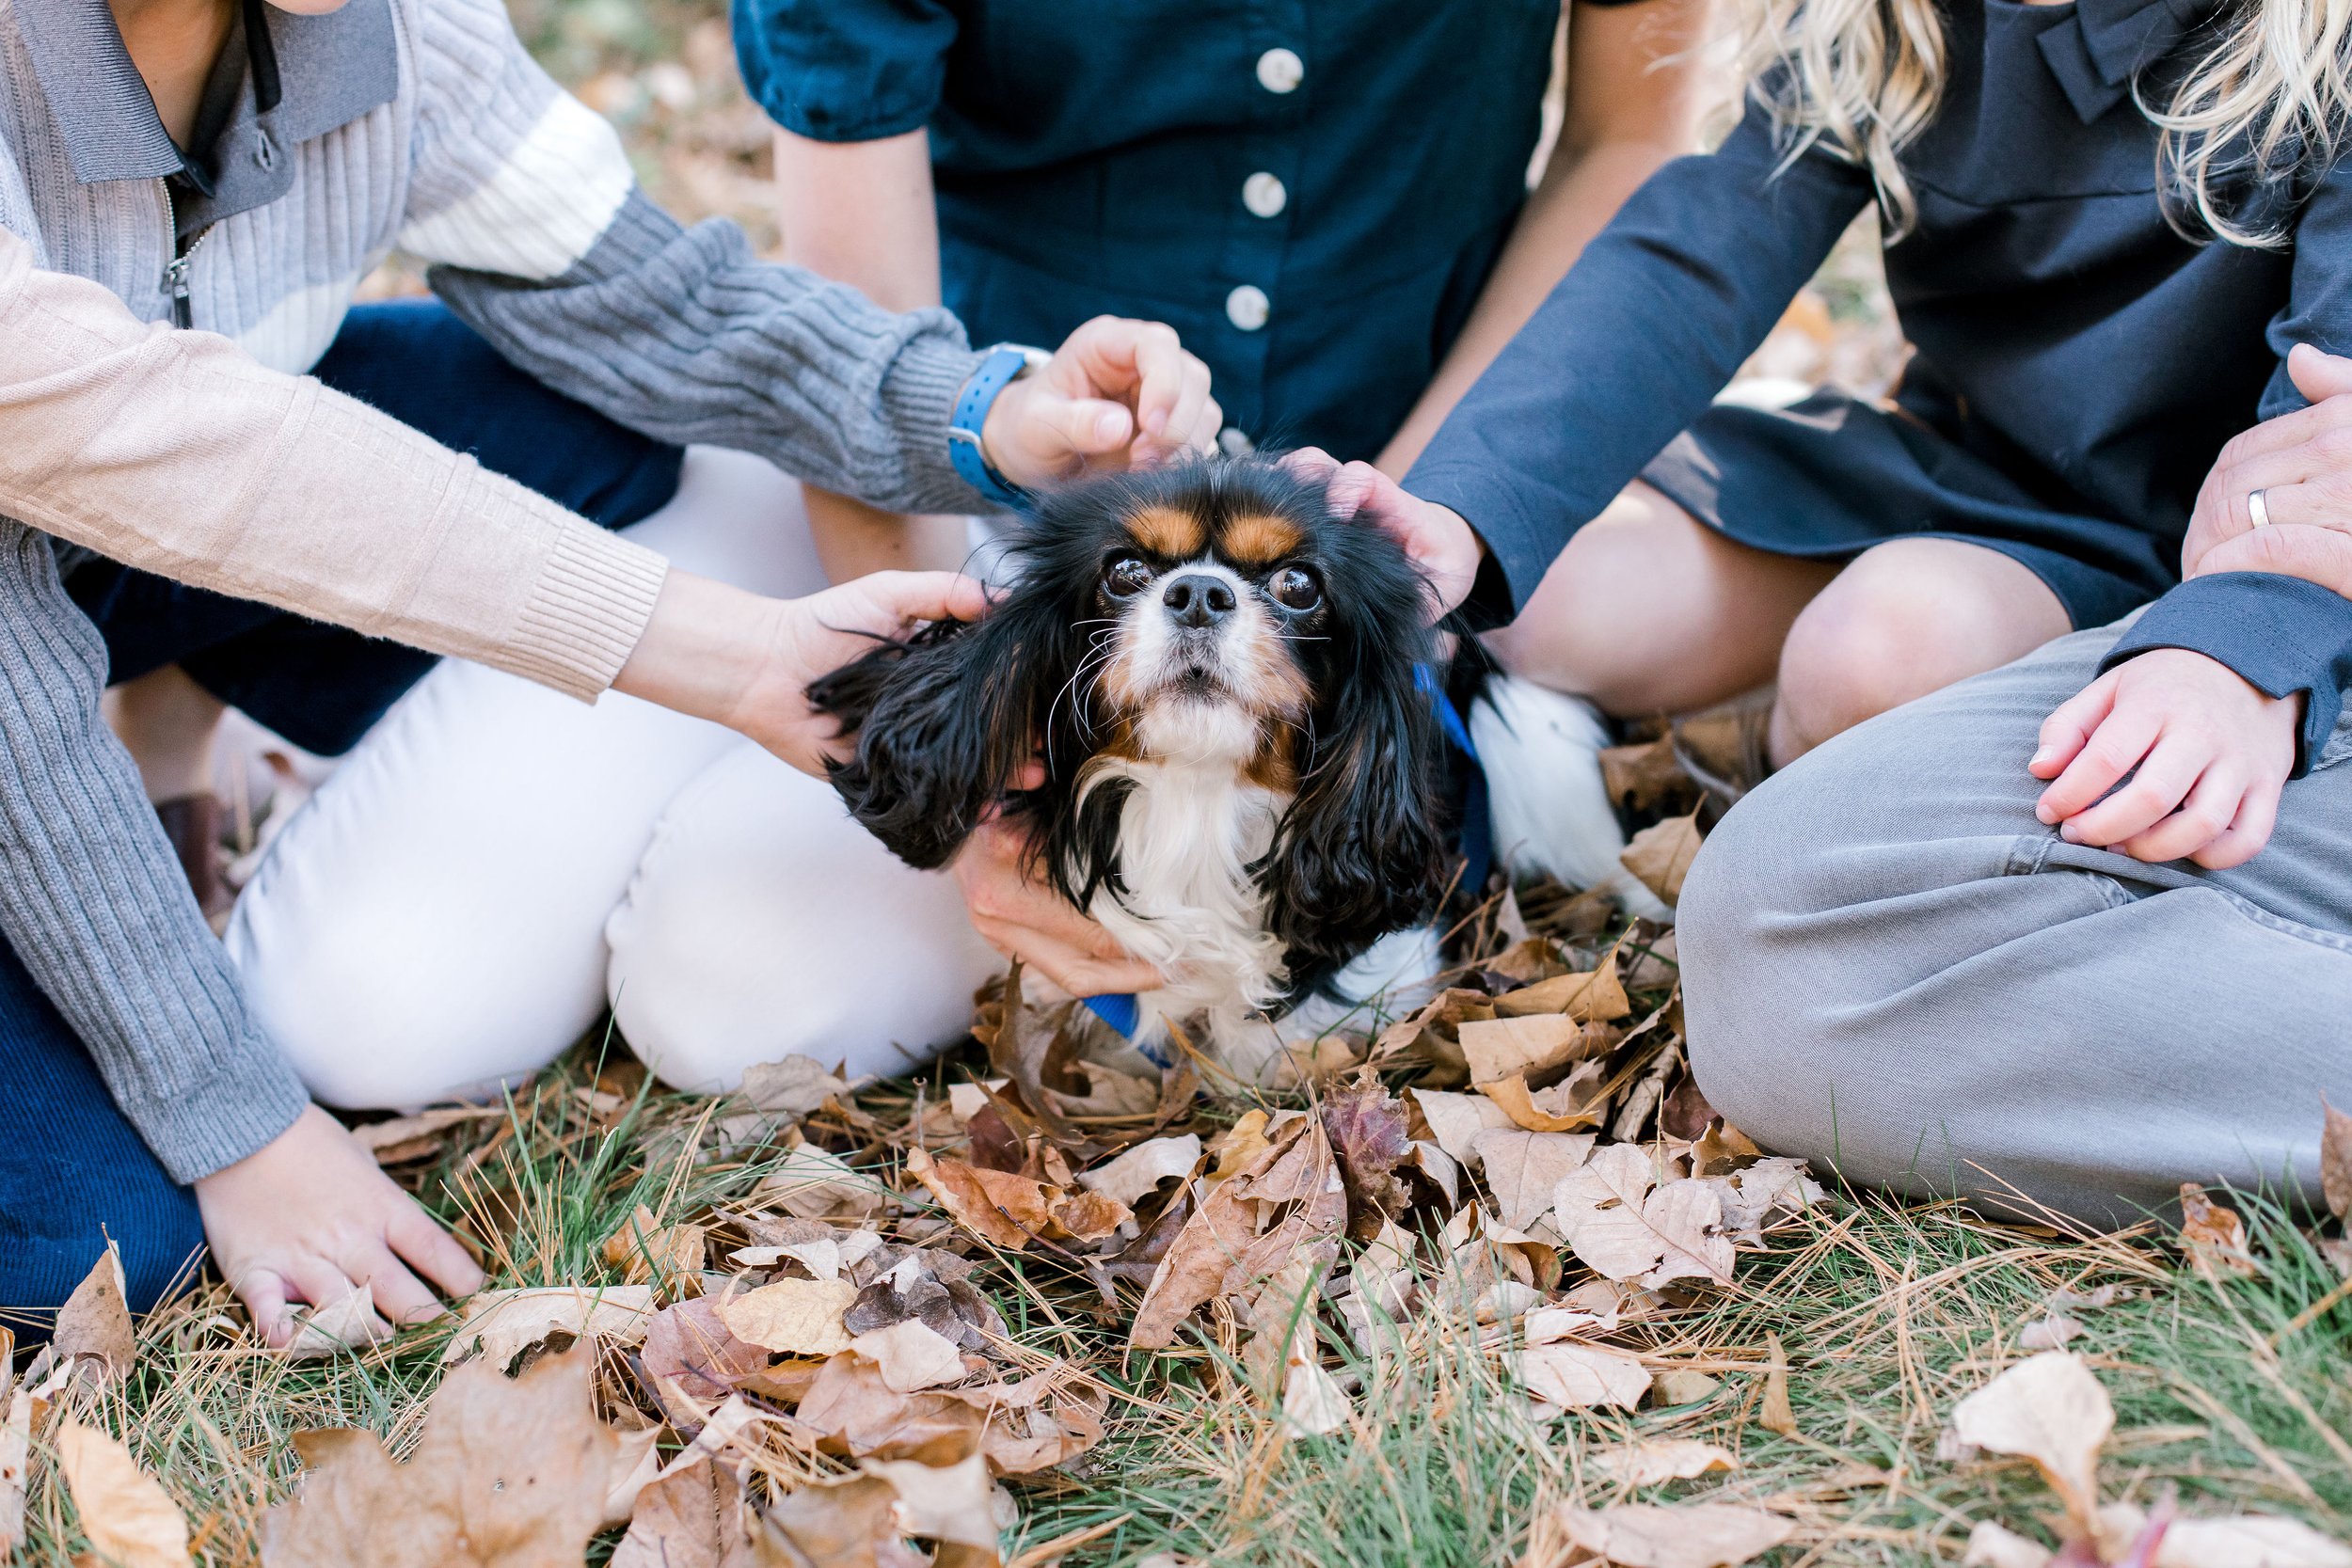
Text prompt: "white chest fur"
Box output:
[[1074, 705, 1293, 1061]]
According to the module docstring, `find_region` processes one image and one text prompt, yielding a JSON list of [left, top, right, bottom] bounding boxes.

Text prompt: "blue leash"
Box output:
[[1082, 666, 1489, 1049]]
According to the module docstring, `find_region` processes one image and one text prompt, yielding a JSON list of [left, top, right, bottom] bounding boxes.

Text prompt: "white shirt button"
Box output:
[[1242, 171, 1287, 218], [1226, 284, 1270, 331], [1256, 47, 1304, 94]]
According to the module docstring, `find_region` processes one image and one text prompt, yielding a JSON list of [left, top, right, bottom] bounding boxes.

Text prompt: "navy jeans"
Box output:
[[3, 300, 681, 1328]]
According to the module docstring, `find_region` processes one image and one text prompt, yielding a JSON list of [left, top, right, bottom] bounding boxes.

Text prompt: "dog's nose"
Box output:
[[1162, 573, 1235, 629]]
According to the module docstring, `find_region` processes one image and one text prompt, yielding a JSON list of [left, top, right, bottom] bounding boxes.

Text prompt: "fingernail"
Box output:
[[2034, 802, 2056, 824], [2058, 821, 2081, 842], [2030, 746, 2053, 766], [1145, 408, 1168, 435], [1098, 411, 1125, 443]]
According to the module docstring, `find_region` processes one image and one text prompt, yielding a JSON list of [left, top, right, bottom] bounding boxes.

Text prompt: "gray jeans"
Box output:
[[1678, 619, 2352, 1227]]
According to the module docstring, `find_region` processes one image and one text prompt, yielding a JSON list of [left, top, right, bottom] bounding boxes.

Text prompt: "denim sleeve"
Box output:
[[1404, 95, 1873, 613], [732, 0, 957, 142], [2098, 572, 2352, 776]]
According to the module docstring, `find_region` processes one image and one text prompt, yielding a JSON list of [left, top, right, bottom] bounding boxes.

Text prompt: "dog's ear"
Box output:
[[1262, 640, 1451, 977], [806, 597, 1064, 870]]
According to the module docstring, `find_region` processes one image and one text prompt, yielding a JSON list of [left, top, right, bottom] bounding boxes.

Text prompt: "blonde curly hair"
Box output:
[[1734, 0, 2352, 243]]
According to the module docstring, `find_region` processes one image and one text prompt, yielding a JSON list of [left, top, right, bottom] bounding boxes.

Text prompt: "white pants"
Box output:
[[225, 449, 1001, 1109]]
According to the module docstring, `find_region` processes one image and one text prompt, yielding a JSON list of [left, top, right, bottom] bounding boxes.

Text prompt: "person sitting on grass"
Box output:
[[0, 0, 1216, 1342], [198, 0, 1718, 1110], [1302, 0, 2352, 1222]]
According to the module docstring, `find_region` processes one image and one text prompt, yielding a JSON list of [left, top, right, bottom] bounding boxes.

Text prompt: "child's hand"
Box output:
[[193, 1103, 486, 1349], [1283, 448, 1486, 619], [982, 316, 1221, 483], [2029, 648, 2299, 869]]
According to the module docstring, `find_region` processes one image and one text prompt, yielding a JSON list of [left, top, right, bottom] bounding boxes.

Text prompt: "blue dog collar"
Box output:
[[948, 344, 1049, 512]]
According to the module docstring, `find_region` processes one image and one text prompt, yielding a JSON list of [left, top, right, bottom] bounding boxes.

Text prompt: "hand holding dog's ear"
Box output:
[[983, 316, 1222, 483], [613, 566, 992, 778], [1285, 448, 1485, 619]]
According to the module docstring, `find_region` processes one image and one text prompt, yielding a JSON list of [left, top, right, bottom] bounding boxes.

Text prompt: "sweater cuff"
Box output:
[[501, 520, 671, 702], [2098, 572, 2352, 778], [120, 1036, 310, 1184], [1405, 460, 1556, 617], [882, 336, 988, 512]]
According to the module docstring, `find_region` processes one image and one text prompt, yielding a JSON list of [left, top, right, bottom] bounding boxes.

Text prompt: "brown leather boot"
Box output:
[[152, 793, 232, 926]]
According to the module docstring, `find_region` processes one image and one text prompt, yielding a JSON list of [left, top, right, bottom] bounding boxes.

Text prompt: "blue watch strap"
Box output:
[[948, 345, 1043, 511]]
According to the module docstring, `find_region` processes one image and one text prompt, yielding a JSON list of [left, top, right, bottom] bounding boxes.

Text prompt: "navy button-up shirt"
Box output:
[[734, 0, 1637, 459]]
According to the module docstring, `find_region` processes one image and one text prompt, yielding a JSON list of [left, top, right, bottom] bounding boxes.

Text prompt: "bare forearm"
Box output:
[[773, 125, 958, 576], [1377, 139, 1686, 473]]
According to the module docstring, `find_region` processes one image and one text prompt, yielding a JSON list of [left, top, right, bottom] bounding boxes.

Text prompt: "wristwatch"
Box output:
[[947, 343, 1052, 511]]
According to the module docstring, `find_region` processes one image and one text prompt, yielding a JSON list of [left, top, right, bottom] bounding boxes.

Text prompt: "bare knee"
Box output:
[[1772, 545, 2064, 763]]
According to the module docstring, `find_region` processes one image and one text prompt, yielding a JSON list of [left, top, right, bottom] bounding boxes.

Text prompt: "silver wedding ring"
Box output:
[[2249, 487, 2272, 529]]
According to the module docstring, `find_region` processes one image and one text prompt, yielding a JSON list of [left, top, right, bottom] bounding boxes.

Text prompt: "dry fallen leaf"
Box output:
[[2176, 1183, 2259, 1279], [1512, 1342, 1650, 1411], [1075, 1134, 1201, 1209], [1551, 1144, 1733, 1288], [1482, 1069, 1609, 1134], [1620, 812, 1703, 905], [907, 1148, 1132, 1251], [761, 1473, 912, 1567], [1321, 1072, 1414, 1242], [1411, 1088, 1521, 1165], [848, 1316, 971, 1392], [286, 1283, 385, 1361], [643, 1298, 771, 1401], [755, 1144, 889, 1220], [262, 1346, 621, 1567], [1600, 737, 1696, 815], [1491, 958, 1631, 1025], [741, 1055, 857, 1118], [1461, 1014, 1589, 1085], [1757, 1330, 1799, 1438], [1550, 1500, 1794, 1568], [1591, 1439, 1738, 1485], [2018, 1315, 2082, 1352], [54, 1244, 135, 1386], [860, 1448, 1000, 1549], [602, 1205, 707, 1287], [610, 1458, 756, 1568], [2321, 1098, 2351, 1223], [719, 1276, 859, 1355], [56, 1418, 191, 1568], [1963, 1520, 2055, 1568], [1130, 1117, 1346, 1350], [1947, 1351, 2112, 1534], [441, 1285, 656, 1368], [2097, 1502, 2352, 1568], [1653, 1370, 1722, 1406], [1474, 1129, 1595, 1232]]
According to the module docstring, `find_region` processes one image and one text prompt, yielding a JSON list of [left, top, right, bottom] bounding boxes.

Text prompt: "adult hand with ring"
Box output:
[[2183, 343, 2352, 578]]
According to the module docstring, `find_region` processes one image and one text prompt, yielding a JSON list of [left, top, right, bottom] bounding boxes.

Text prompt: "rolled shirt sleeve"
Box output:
[[731, 0, 957, 143]]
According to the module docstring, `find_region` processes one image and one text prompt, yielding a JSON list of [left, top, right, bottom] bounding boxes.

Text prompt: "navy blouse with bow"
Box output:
[[1409, 0, 2352, 768]]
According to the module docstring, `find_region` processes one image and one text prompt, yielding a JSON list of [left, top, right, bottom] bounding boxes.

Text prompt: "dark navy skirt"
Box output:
[[1639, 389, 2179, 631]]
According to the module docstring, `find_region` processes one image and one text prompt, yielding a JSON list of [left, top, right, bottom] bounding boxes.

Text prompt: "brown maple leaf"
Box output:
[[261, 1346, 621, 1568]]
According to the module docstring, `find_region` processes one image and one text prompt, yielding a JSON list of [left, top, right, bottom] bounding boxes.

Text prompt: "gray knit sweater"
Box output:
[[0, 0, 988, 1181]]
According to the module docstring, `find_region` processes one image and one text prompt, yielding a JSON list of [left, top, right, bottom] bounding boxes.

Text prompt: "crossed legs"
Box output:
[[1486, 482, 2073, 763]]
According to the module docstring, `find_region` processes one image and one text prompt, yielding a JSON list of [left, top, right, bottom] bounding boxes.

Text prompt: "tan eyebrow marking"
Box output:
[[1220, 510, 1306, 567], [1126, 504, 1207, 558]]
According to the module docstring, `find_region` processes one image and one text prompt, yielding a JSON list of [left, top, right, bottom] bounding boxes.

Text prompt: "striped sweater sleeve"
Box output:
[[0, 520, 309, 1181], [399, 0, 985, 515]]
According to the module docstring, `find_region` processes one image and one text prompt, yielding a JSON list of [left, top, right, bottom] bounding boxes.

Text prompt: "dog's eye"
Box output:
[[1269, 565, 1322, 611], [1103, 555, 1154, 597]]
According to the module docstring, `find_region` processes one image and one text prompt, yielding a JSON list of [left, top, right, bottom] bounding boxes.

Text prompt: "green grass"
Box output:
[[12, 1041, 2344, 1567]]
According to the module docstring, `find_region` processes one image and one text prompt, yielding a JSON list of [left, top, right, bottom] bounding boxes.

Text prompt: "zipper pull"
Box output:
[[162, 253, 193, 329]]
